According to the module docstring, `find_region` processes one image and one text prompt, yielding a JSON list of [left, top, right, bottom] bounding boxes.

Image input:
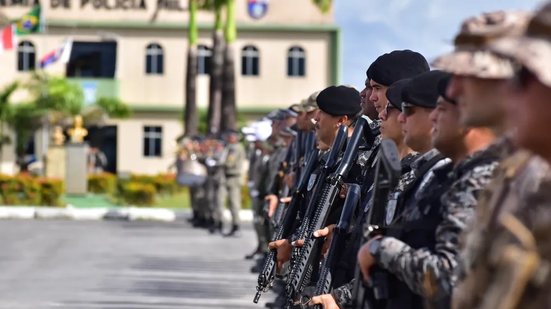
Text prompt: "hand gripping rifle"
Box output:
[[286, 118, 369, 304], [310, 183, 361, 309], [350, 138, 401, 309], [254, 148, 320, 304]]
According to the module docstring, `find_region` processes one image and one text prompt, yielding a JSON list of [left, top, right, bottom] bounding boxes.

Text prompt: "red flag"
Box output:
[[1, 25, 15, 52]]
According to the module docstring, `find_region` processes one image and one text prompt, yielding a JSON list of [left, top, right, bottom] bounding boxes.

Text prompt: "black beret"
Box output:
[[437, 74, 457, 104], [386, 78, 411, 110], [316, 85, 362, 117], [402, 70, 451, 108], [366, 50, 430, 86]]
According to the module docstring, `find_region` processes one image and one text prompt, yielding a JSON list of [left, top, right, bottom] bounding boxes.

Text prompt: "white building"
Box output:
[[0, 0, 339, 175]]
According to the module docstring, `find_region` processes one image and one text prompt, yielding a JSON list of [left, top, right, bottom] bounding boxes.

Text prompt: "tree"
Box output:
[[4, 73, 130, 171], [312, 0, 332, 13], [184, 0, 200, 137], [206, 0, 225, 135], [0, 82, 17, 165], [220, 0, 237, 131]]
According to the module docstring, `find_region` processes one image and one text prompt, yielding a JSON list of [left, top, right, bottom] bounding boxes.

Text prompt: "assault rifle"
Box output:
[[253, 149, 320, 304], [271, 138, 300, 228], [286, 117, 370, 304], [311, 183, 361, 309], [350, 138, 401, 309]]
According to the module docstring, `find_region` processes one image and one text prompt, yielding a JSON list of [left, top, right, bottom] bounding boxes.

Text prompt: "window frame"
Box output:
[[143, 125, 163, 157], [241, 45, 260, 76], [145, 43, 164, 75], [17, 40, 36, 72], [197, 44, 212, 75], [287, 46, 306, 77]]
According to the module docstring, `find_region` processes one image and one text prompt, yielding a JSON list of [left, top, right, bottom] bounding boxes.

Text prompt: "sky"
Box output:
[[334, 0, 546, 89]]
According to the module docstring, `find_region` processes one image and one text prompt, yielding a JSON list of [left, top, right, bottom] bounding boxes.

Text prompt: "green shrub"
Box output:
[[120, 181, 156, 206], [88, 173, 117, 194], [152, 174, 178, 195], [130, 174, 178, 196], [0, 174, 41, 205], [38, 178, 64, 206]]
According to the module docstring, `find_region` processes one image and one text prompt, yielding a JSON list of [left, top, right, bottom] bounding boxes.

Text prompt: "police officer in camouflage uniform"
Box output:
[[358, 72, 503, 308], [356, 71, 453, 309], [309, 50, 431, 309], [440, 6, 551, 309]]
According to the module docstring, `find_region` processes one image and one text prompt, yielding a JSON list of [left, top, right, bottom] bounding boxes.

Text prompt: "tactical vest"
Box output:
[[384, 153, 452, 309]]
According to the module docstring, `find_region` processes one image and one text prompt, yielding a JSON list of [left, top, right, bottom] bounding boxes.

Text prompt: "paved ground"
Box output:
[[0, 220, 274, 309]]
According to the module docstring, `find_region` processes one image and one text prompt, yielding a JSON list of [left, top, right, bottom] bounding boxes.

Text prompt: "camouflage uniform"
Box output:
[[218, 139, 246, 229], [453, 150, 551, 309], [378, 140, 503, 304]]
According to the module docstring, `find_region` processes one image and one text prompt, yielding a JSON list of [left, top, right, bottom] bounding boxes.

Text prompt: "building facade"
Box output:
[[0, 0, 339, 175]]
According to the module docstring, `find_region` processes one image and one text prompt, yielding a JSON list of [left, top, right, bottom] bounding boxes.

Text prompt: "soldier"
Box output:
[[268, 85, 362, 287], [355, 71, 453, 309], [218, 130, 246, 237], [440, 6, 551, 309], [244, 120, 273, 258], [205, 134, 225, 234], [309, 51, 431, 309], [360, 72, 502, 309]]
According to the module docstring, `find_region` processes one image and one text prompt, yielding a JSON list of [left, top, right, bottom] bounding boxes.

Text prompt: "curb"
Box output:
[[0, 206, 254, 222]]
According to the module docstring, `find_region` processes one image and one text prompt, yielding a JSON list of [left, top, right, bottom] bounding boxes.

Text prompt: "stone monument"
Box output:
[[65, 115, 88, 195]]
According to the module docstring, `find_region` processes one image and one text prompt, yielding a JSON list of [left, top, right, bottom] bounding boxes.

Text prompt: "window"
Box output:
[[17, 41, 36, 71], [241, 45, 259, 76], [146, 43, 164, 75], [287, 46, 305, 77], [197, 45, 212, 75], [143, 126, 162, 157]]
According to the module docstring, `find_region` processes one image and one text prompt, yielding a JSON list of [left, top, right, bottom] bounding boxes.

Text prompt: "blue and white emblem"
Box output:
[[248, 0, 269, 19]]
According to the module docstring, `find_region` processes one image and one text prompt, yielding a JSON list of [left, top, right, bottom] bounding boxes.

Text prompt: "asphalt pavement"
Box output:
[[0, 220, 274, 309]]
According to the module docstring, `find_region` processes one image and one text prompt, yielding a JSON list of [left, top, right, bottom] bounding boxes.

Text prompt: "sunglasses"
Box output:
[[401, 102, 416, 117]]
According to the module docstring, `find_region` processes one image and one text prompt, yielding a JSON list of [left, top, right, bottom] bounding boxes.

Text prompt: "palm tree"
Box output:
[[312, 0, 332, 13], [206, 0, 225, 135], [184, 0, 200, 137], [0, 82, 17, 165], [220, 0, 237, 131]]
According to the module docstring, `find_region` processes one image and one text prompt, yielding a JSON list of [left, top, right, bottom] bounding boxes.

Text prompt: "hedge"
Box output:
[[0, 174, 63, 206], [88, 173, 117, 194]]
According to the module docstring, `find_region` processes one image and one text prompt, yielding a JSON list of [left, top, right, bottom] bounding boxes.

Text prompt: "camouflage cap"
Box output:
[[491, 3, 551, 88], [432, 11, 531, 79], [300, 91, 320, 112]]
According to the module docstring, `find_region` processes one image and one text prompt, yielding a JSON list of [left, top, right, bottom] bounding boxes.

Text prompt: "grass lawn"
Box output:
[[154, 189, 190, 209]]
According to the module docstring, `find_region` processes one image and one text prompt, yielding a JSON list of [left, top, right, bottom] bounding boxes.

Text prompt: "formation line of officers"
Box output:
[[240, 5, 551, 309]]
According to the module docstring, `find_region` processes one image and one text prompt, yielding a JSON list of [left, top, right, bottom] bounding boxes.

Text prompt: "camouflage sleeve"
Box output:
[[378, 162, 498, 299], [331, 279, 354, 308]]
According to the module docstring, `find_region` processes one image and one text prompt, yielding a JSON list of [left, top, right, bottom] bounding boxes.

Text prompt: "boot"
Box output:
[[209, 221, 222, 234], [223, 224, 240, 237]]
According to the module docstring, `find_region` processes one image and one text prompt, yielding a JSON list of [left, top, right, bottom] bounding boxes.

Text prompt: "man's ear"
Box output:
[[338, 115, 349, 126]]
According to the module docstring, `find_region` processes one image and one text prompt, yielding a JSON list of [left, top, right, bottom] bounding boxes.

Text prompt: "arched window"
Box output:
[[146, 43, 164, 75], [197, 45, 212, 75], [17, 41, 36, 72], [287, 46, 305, 77], [241, 45, 259, 76]]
